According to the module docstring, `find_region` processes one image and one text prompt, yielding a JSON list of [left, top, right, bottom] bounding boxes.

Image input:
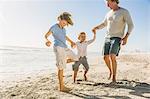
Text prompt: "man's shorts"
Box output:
[[103, 37, 121, 56], [72, 56, 89, 71], [53, 46, 78, 70]]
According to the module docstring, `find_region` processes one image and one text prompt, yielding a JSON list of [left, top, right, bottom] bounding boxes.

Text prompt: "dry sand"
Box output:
[[0, 54, 150, 99]]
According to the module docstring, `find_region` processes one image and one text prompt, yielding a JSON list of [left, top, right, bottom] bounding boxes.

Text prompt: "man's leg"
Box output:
[[103, 38, 112, 80], [104, 55, 112, 80], [110, 54, 117, 82], [109, 37, 121, 82]]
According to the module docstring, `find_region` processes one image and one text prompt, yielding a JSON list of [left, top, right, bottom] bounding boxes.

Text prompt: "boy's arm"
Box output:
[[87, 32, 96, 45], [66, 36, 76, 48], [45, 31, 52, 47]]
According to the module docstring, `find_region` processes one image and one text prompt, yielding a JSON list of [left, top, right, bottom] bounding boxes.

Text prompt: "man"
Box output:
[[92, 0, 134, 83]]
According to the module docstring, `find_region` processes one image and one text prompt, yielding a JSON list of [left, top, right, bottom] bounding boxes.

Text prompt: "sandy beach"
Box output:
[[0, 47, 150, 99]]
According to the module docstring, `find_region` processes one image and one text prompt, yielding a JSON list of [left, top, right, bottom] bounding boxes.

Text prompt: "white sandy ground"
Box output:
[[0, 54, 150, 99]]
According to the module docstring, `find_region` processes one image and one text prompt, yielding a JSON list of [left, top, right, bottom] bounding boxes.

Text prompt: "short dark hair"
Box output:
[[78, 32, 86, 40]]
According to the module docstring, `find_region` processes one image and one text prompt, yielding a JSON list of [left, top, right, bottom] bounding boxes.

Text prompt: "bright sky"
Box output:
[[0, 0, 150, 52]]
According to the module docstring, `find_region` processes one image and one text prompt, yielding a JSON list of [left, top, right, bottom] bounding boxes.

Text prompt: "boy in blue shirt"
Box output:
[[45, 12, 78, 92]]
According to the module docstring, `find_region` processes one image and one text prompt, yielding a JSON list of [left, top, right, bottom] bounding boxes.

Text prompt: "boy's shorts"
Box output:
[[53, 46, 78, 70], [72, 56, 89, 71], [103, 37, 121, 56]]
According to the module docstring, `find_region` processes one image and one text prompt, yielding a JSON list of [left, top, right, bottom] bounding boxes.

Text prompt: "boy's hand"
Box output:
[[92, 29, 96, 40], [45, 41, 51, 47], [71, 42, 76, 48]]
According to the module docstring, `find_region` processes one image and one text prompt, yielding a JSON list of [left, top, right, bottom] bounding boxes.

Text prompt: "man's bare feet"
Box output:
[[108, 72, 112, 80], [60, 86, 72, 92], [112, 75, 116, 83], [110, 81, 116, 85]]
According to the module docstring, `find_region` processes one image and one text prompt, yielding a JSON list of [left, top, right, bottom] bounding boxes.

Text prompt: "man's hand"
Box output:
[[122, 33, 130, 45], [45, 41, 51, 47], [122, 37, 128, 45]]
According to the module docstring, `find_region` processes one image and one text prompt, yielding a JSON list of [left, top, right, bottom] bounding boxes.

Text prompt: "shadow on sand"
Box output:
[[66, 79, 150, 99]]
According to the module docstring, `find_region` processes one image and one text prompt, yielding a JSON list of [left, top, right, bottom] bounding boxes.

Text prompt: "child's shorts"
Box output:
[[53, 46, 78, 70], [72, 56, 89, 71]]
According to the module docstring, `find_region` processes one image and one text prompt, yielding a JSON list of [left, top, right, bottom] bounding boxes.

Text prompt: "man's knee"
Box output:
[[103, 55, 110, 61], [110, 54, 116, 61]]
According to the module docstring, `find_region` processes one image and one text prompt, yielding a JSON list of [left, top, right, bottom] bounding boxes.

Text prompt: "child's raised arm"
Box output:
[[45, 31, 52, 47], [87, 32, 96, 45]]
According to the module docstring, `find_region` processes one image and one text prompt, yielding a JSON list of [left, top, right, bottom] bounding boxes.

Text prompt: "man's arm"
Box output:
[[122, 10, 134, 45], [92, 15, 107, 33]]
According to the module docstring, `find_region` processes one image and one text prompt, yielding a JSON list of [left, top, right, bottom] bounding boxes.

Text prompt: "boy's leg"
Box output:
[[84, 70, 88, 81], [58, 69, 71, 92], [54, 46, 71, 92], [58, 69, 64, 90], [81, 57, 89, 81], [65, 48, 78, 61], [73, 70, 78, 83], [72, 61, 81, 83], [67, 59, 75, 63]]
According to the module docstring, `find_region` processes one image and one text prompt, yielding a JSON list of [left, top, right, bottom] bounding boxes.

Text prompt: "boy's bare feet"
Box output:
[[60, 86, 72, 92], [84, 74, 87, 81]]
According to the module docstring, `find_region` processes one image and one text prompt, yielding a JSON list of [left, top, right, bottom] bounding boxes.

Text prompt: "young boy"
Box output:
[[45, 12, 78, 92], [72, 31, 96, 83]]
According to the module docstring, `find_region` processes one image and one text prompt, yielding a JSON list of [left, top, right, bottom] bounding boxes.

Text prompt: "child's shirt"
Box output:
[[76, 39, 94, 58], [49, 24, 67, 48]]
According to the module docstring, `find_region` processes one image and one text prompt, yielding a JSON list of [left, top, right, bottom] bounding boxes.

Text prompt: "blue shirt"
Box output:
[[50, 24, 67, 48]]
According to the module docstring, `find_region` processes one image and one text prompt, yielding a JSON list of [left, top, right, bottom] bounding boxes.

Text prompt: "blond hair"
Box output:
[[106, 0, 119, 4]]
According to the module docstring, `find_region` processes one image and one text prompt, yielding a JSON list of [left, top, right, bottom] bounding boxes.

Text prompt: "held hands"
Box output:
[[45, 41, 51, 47], [92, 27, 97, 35], [71, 42, 76, 48], [92, 28, 96, 40]]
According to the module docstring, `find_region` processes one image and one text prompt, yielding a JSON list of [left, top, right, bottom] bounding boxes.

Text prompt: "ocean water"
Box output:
[[0, 46, 100, 81]]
